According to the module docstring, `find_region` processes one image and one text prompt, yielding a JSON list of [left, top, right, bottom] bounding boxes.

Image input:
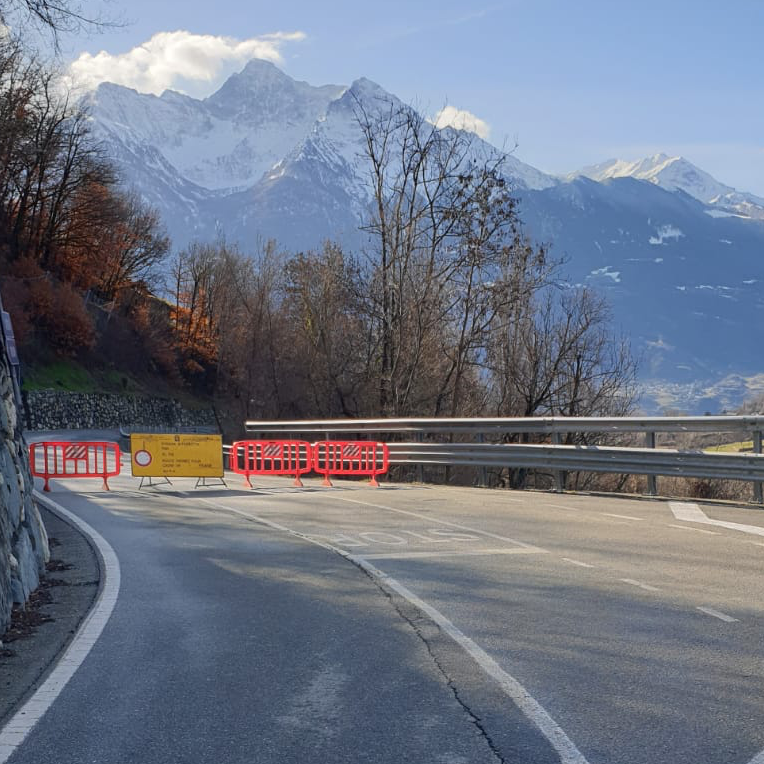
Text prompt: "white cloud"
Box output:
[[433, 105, 490, 140], [66, 30, 306, 97]]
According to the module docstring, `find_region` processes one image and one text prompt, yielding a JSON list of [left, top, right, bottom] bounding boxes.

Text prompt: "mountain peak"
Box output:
[[571, 153, 764, 217]]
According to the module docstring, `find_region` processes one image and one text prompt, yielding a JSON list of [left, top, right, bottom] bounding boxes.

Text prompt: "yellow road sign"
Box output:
[[130, 434, 223, 478]]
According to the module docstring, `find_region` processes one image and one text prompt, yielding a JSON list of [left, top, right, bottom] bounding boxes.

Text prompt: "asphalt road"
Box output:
[[5, 456, 764, 764]]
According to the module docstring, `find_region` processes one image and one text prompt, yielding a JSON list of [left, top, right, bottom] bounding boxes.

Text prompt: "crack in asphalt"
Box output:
[[352, 561, 507, 764]]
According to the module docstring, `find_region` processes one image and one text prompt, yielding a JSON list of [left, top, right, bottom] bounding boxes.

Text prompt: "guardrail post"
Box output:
[[645, 431, 657, 496], [476, 433, 488, 488], [754, 431, 763, 505], [551, 433, 565, 492], [416, 432, 424, 484]]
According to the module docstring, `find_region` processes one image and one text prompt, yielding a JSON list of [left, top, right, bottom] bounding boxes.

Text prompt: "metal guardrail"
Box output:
[[244, 416, 764, 503], [245, 415, 764, 435]]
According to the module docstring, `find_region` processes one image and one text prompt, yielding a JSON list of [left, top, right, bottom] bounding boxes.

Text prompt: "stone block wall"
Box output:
[[23, 391, 217, 432], [1, 342, 49, 634]]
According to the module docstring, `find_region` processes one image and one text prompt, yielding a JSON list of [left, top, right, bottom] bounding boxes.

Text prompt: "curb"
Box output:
[[0, 492, 121, 762]]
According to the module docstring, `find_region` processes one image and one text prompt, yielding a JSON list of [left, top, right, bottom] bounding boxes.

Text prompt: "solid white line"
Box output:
[[561, 558, 595, 568], [327, 495, 545, 552], [197, 497, 589, 764], [667, 524, 719, 535], [619, 578, 660, 592], [601, 513, 643, 521], [358, 547, 545, 560], [696, 606, 739, 623], [0, 492, 121, 763]]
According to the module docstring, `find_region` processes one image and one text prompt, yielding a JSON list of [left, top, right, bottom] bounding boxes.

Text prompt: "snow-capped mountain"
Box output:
[[85, 60, 764, 413], [87, 59, 345, 193], [571, 154, 764, 219]]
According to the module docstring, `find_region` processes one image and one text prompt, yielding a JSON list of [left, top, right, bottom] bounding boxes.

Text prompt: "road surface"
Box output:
[[3, 458, 764, 764]]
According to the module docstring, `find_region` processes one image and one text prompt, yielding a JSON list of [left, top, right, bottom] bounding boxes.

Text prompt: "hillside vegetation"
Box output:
[[0, 37, 638, 443]]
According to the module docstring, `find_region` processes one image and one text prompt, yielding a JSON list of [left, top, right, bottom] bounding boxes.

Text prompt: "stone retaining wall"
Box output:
[[23, 391, 217, 432], [1, 342, 49, 634]]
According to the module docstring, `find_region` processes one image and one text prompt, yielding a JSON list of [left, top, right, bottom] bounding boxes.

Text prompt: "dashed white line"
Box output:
[[546, 504, 580, 512], [358, 547, 545, 560], [696, 606, 739, 623], [619, 578, 661, 592], [668, 524, 719, 535], [0, 492, 121, 764], [601, 513, 643, 521], [561, 558, 595, 568]]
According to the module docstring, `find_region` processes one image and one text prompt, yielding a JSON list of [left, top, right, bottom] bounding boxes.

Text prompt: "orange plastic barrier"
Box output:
[[229, 440, 313, 488], [312, 441, 389, 487], [29, 441, 121, 492]]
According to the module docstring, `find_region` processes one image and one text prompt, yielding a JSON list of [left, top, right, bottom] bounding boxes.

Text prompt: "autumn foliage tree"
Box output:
[[0, 36, 168, 359]]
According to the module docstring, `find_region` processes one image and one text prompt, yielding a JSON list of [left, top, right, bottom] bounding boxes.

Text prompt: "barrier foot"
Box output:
[[103, 479, 110, 491], [322, 476, 333, 487], [369, 477, 380, 488], [293, 475, 304, 487], [245, 476, 253, 489], [43, 479, 50, 492]]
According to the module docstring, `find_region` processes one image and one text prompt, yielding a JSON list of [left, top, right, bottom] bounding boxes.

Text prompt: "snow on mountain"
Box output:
[[571, 153, 764, 219], [85, 59, 344, 193]]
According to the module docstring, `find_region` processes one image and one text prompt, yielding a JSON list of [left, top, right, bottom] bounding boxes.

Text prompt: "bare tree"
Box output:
[[353, 94, 552, 417], [0, 0, 116, 48]]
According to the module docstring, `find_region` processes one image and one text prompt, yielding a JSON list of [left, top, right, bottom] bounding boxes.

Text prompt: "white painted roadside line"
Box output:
[[561, 558, 595, 568], [667, 524, 719, 535], [197, 497, 589, 764], [328, 495, 545, 552], [356, 557, 590, 764], [358, 548, 545, 561], [669, 501, 764, 538], [619, 578, 660, 592], [696, 607, 739, 623], [0, 492, 121, 763]]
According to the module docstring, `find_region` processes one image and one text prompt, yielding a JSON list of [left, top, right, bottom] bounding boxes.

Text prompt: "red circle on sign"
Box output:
[[134, 450, 152, 467]]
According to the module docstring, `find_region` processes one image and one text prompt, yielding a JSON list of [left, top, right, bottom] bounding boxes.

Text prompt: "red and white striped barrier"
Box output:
[[312, 441, 389, 487], [29, 441, 121, 492], [229, 440, 313, 488]]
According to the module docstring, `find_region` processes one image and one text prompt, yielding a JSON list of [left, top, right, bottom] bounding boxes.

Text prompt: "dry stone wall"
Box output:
[[1, 340, 49, 634], [24, 391, 217, 432]]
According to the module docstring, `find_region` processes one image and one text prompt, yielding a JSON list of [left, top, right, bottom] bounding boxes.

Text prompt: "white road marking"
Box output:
[[667, 524, 720, 535], [358, 532, 408, 545], [619, 578, 660, 592], [601, 513, 643, 521], [197, 497, 589, 764], [696, 607, 739, 623], [328, 496, 546, 552], [358, 548, 545, 560], [0, 492, 121, 763], [669, 501, 764, 537], [561, 558, 595, 568], [546, 503, 580, 511]]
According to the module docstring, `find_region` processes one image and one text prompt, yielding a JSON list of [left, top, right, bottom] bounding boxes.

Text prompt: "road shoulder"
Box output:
[[0, 504, 100, 724]]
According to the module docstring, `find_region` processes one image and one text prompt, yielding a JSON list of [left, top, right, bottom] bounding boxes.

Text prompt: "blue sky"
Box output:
[[61, 0, 764, 194]]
